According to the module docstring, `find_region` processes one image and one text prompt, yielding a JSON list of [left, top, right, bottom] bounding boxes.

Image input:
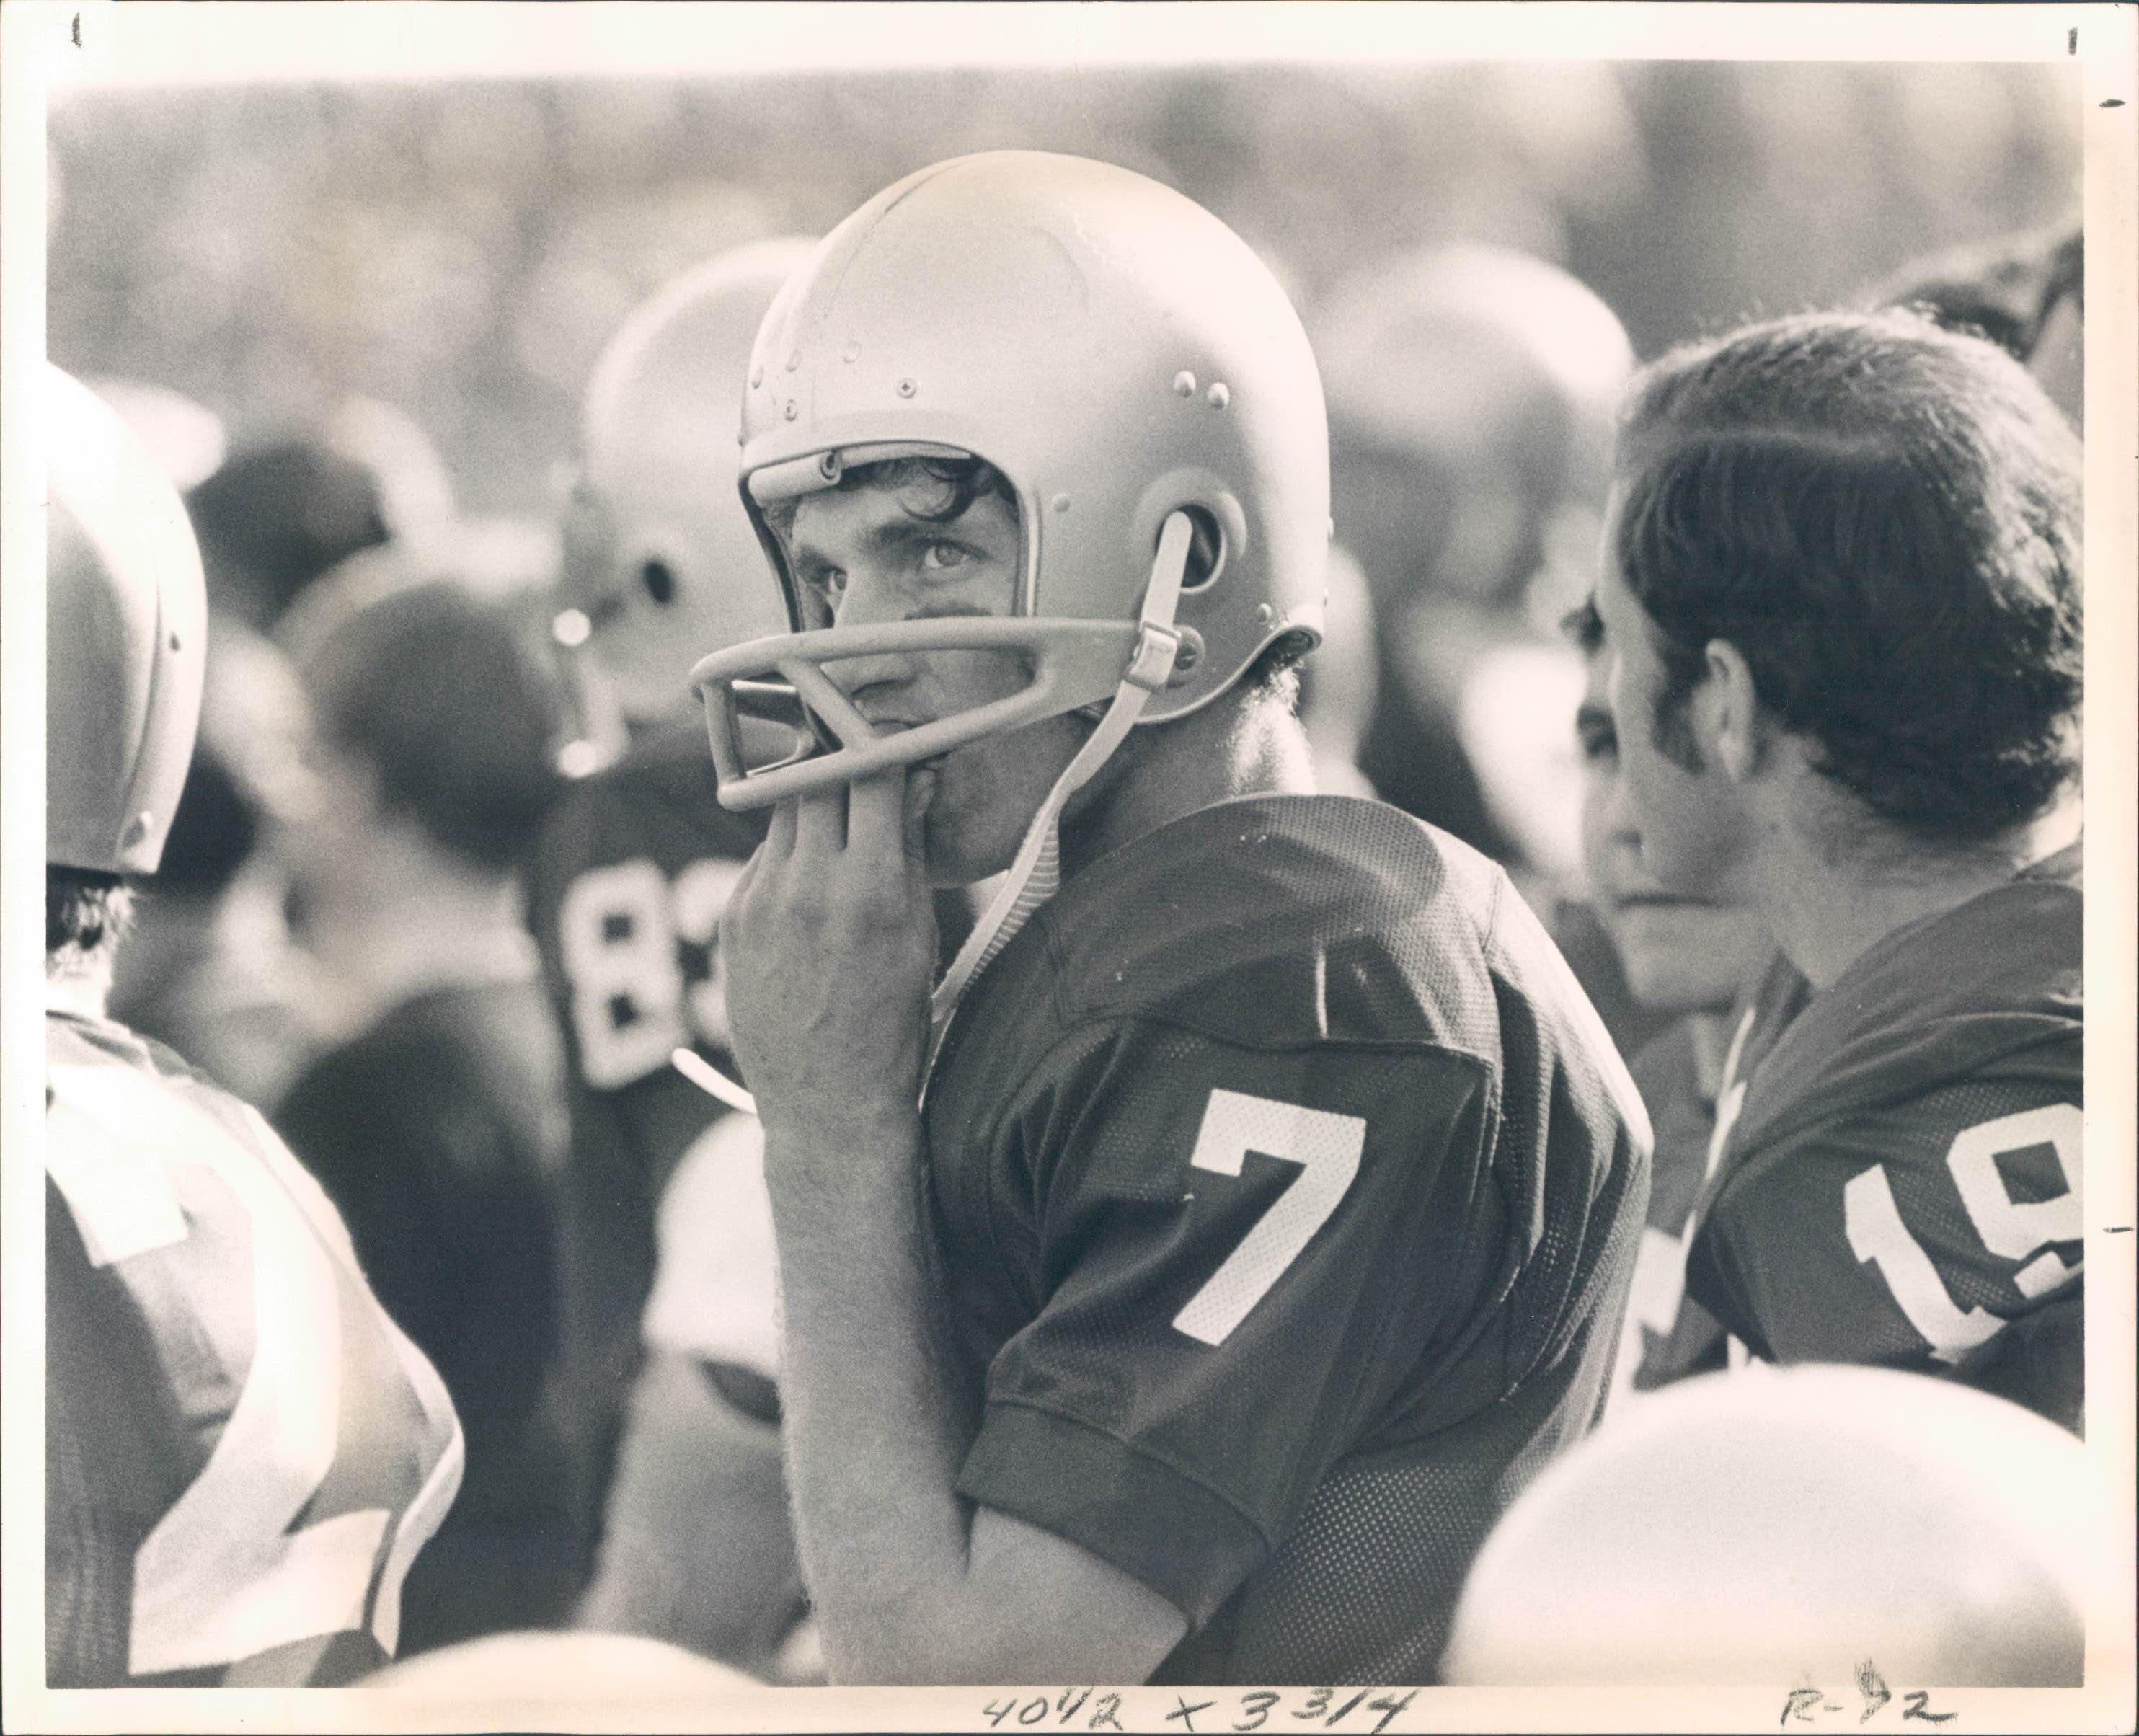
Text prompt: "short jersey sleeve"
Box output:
[[950, 1022, 1497, 1626], [1689, 1075, 2083, 1396]]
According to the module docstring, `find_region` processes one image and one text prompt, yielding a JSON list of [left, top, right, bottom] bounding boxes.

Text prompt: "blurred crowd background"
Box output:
[[52, 62, 2077, 515], [43, 56, 2084, 1678]]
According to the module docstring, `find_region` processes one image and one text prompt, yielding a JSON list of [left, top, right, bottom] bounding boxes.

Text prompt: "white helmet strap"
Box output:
[[926, 510, 1194, 1066]]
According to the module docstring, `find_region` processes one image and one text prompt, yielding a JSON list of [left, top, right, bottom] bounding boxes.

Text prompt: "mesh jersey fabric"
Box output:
[[273, 975, 579, 1648], [924, 794, 1649, 1684], [45, 1006, 462, 1686], [1685, 844, 2083, 1430]]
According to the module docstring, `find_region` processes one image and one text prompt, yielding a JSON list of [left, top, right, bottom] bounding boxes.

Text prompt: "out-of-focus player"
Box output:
[[1592, 309, 2084, 1431], [1444, 1365, 2092, 1684], [523, 239, 815, 1675], [696, 151, 1649, 1685], [1566, 601, 1783, 1406], [1312, 242, 1635, 887], [42, 363, 463, 1686], [1875, 222, 2083, 428]]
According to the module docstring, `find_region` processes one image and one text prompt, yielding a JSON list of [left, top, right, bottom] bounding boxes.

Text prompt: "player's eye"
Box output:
[[919, 540, 971, 572]]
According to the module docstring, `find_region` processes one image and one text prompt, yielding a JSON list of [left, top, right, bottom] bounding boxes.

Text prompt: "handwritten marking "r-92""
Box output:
[[1781, 1662, 1957, 1727]]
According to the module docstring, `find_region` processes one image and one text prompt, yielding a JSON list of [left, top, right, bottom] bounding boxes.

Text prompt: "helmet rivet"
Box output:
[[842, 342, 862, 363], [1172, 370, 1197, 398], [750, 366, 763, 388], [1206, 382, 1231, 410], [1050, 493, 1071, 514], [169, 630, 182, 652], [786, 350, 802, 372], [124, 812, 151, 847], [897, 378, 917, 398], [1255, 602, 1276, 626], [784, 402, 799, 421]]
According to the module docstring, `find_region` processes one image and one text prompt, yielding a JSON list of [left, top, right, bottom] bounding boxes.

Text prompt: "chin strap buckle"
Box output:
[[1123, 622, 1183, 693]]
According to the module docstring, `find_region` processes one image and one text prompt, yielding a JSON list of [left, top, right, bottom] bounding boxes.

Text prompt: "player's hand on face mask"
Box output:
[[721, 769, 939, 1156]]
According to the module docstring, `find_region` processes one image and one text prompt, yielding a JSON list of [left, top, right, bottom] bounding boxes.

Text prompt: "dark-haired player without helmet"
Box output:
[[42, 365, 462, 1687], [1590, 308, 2084, 1433], [273, 582, 580, 1649], [694, 151, 1650, 1686]]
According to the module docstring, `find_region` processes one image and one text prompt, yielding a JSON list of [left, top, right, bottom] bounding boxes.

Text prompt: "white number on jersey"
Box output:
[[1843, 1103, 2082, 1364], [47, 1066, 461, 1675], [559, 856, 748, 1089], [1172, 1089, 1365, 1346]]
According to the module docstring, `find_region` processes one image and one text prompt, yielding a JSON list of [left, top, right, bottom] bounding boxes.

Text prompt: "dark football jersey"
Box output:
[[1620, 959, 1811, 1400], [925, 794, 1650, 1684], [45, 1006, 463, 1687], [1685, 844, 2083, 1430], [523, 722, 768, 1531]]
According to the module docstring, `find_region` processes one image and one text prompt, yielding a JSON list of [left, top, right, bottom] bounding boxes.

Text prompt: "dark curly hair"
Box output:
[[1613, 308, 2081, 847], [47, 867, 133, 975]]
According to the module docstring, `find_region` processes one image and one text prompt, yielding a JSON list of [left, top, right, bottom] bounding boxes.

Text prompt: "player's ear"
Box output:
[[1698, 637, 1767, 785]]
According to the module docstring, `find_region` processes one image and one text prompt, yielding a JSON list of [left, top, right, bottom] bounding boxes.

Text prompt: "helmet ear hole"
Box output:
[[1175, 505, 1224, 592], [640, 557, 678, 607]]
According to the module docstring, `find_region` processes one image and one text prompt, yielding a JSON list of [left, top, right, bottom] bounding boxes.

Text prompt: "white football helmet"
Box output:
[[47, 366, 209, 876], [689, 151, 1330, 809], [1443, 1365, 2095, 1687], [565, 238, 817, 725]]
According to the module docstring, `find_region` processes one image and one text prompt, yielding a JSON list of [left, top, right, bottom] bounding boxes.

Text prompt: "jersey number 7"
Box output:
[[1172, 1089, 1365, 1346]]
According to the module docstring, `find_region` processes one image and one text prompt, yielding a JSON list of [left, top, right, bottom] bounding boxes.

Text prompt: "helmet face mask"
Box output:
[[692, 151, 1330, 813]]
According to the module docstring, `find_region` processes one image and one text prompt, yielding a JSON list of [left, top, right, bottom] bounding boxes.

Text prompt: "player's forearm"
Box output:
[[759, 1107, 987, 1683]]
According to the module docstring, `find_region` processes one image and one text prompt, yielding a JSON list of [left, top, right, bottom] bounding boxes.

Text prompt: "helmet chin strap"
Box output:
[[926, 510, 1194, 1068], [673, 512, 1192, 1117]]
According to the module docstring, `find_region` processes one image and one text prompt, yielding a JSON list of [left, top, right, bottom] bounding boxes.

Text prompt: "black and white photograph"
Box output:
[[3, 5, 2133, 1732]]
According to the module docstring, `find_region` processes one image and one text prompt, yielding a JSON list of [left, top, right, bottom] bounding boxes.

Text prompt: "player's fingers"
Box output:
[[844, 771, 907, 869], [792, 784, 847, 857], [763, 797, 798, 863]]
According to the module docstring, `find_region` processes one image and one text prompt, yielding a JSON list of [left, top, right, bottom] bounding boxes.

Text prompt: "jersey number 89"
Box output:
[[558, 857, 748, 1089]]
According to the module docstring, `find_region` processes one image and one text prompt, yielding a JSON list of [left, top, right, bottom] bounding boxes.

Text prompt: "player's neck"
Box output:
[[1061, 694, 1316, 880], [1760, 792, 2081, 992], [301, 843, 533, 1038]]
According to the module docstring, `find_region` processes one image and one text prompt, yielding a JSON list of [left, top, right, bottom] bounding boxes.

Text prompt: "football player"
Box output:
[[1444, 1365, 2092, 1685], [696, 151, 1651, 1686], [1311, 242, 1635, 884], [42, 364, 463, 1686], [1591, 308, 2084, 1432], [1874, 223, 2083, 428], [522, 239, 816, 1674], [1566, 601, 1784, 1407]]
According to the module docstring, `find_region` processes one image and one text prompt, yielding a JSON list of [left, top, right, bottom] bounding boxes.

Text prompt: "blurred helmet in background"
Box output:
[[1314, 242, 1634, 622], [564, 236, 816, 726], [1443, 1365, 2095, 1687], [46, 363, 208, 877], [696, 149, 1330, 808]]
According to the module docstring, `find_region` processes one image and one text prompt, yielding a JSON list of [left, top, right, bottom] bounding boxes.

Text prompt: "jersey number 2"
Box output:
[[1172, 1089, 1365, 1346], [1843, 1103, 2082, 1363]]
